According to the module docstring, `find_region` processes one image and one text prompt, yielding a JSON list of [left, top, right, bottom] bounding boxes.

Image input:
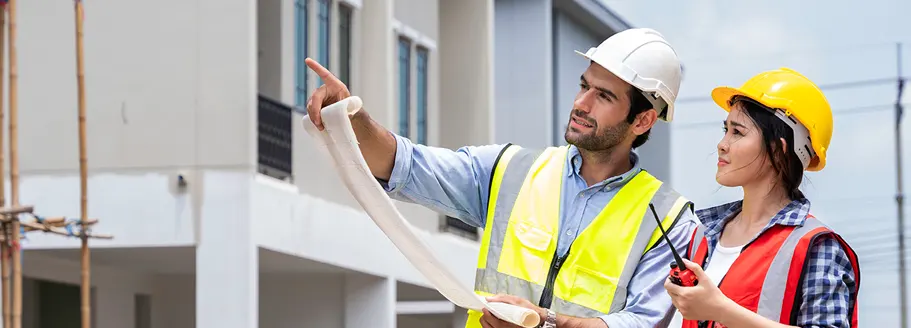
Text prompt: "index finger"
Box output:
[[664, 277, 683, 295], [305, 58, 340, 84]]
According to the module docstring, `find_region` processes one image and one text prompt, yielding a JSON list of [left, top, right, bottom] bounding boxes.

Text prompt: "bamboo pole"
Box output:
[[0, 3, 8, 328], [74, 1, 91, 328], [6, 0, 18, 326]]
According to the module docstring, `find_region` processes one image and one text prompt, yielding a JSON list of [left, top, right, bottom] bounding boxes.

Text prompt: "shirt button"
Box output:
[[565, 230, 572, 236]]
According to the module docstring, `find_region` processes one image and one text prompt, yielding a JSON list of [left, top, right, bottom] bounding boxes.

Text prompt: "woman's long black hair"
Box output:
[[731, 96, 807, 201]]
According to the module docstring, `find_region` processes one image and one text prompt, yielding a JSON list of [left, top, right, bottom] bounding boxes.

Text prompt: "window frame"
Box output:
[[316, 0, 331, 86], [397, 36, 412, 138], [294, 0, 309, 107], [337, 3, 353, 88], [415, 46, 429, 145]]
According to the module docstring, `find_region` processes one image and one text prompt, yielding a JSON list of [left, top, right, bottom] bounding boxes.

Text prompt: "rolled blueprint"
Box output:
[[302, 96, 540, 328]]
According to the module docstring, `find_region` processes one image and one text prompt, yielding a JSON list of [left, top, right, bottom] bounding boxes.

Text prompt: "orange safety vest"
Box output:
[[681, 216, 860, 328]]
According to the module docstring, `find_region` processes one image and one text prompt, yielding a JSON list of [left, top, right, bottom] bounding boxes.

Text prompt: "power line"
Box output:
[[679, 40, 911, 64], [676, 77, 905, 104], [675, 103, 905, 129]]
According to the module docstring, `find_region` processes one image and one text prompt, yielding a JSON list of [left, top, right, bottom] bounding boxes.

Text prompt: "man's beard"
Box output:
[[564, 110, 630, 152]]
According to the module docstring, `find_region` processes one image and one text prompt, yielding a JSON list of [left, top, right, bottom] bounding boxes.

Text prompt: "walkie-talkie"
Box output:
[[649, 203, 698, 287]]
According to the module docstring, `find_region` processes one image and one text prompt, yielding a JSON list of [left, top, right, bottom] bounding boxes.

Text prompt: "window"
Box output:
[[294, 0, 308, 106], [398, 37, 411, 138], [338, 4, 353, 87], [317, 0, 331, 86], [415, 47, 429, 144]]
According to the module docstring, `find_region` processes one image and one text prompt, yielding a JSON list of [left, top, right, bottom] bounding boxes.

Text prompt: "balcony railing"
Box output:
[[442, 215, 479, 240], [258, 94, 293, 182]]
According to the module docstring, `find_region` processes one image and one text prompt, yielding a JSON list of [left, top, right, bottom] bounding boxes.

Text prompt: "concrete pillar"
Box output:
[[356, 0, 395, 125], [280, 0, 297, 106], [439, 0, 495, 148], [494, 0, 554, 148], [95, 288, 135, 328], [258, 0, 283, 101], [344, 274, 396, 328], [197, 172, 258, 328], [196, 0, 258, 167], [452, 306, 469, 327]]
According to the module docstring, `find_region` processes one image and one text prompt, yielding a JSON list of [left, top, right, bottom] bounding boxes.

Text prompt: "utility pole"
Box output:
[[896, 42, 907, 328]]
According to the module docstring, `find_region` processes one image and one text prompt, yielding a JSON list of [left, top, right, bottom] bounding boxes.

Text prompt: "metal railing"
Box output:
[[258, 94, 293, 181], [442, 215, 479, 240]]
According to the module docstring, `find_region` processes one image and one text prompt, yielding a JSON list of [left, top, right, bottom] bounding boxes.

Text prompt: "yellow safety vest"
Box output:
[[465, 145, 692, 327]]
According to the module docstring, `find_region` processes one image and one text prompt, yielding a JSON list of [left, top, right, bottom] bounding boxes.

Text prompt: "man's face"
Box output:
[[564, 62, 635, 151]]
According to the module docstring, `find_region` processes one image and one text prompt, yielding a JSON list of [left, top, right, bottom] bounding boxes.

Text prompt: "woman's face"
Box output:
[[716, 103, 773, 187]]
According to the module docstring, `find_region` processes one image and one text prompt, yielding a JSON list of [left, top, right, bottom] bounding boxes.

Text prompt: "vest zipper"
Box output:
[[538, 247, 570, 309]]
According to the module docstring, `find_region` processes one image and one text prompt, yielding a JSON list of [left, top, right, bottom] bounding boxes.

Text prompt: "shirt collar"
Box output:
[[695, 197, 813, 241], [565, 145, 642, 189]]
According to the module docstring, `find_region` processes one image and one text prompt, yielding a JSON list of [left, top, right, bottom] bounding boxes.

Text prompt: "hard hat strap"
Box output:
[[770, 109, 815, 170], [640, 90, 668, 118], [730, 96, 815, 169]]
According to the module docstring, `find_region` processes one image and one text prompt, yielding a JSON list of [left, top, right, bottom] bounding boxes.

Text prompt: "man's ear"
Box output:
[[632, 109, 658, 135]]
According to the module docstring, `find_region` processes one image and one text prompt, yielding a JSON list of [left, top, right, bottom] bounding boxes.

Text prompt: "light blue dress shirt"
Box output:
[[381, 134, 699, 328]]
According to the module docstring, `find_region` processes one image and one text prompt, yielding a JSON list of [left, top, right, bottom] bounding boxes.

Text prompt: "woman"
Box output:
[[664, 68, 861, 328]]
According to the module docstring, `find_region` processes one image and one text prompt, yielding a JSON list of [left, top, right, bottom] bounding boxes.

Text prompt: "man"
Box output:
[[305, 28, 697, 328]]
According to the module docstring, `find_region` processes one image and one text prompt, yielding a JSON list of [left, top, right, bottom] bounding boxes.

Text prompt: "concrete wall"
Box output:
[[439, 0, 495, 149], [493, 0, 553, 148], [260, 274, 346, 328], [258, 0, 285, 102], [21, 252, 192, 328], [17, 0, 256, 174], [551, 10, 601, 146], [251, 176, 480, 289], [394, 0, 439, 43], [18, 172, 196, 249], [21, 253, 420, 328]]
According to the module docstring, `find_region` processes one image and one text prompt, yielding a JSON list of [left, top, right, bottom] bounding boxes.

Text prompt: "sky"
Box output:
[[597, 0, 911, 324]]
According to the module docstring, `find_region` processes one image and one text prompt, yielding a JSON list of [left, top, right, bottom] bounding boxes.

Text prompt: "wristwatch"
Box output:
[[539, 309, 556, 328]]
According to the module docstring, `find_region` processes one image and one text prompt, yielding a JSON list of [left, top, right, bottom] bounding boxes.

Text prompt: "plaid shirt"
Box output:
[[694, 198, 858, 328]]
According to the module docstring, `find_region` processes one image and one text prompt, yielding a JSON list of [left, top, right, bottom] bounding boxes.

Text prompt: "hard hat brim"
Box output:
[[710, 86, 745, 113]]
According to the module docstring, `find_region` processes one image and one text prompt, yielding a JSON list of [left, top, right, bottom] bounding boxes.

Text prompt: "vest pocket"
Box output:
[[512, 220, 554, 280], [514, 220, 552, 252], [569, 265, 619, 311]]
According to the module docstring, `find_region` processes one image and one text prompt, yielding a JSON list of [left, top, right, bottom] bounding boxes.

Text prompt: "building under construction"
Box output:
[[11, 0, 673, 327]]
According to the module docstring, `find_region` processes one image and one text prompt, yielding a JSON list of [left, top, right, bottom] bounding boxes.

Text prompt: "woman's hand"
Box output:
[[664, 259, 737, 322]]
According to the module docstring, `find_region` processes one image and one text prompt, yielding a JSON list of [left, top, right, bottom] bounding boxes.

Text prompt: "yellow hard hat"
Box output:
[[711, 68, 833, 171]]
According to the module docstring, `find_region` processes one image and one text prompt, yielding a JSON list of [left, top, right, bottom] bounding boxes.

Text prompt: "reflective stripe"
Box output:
[[756, 219, 825, 319], [689, 224, 706, 260], [477, 145, 521, 270], [483, 147, 544, 272], [474, 268, 619, 318], [552, 297, 603, 318], [475, 268, 544, 302], [607, 181, 686, 313]]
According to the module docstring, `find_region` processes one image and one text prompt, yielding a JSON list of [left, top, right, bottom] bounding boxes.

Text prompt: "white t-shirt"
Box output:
[[667, 243, 743, 328]]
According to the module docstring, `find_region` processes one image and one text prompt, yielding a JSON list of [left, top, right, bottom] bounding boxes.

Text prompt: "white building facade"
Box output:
[[11, 0, 664, 327]]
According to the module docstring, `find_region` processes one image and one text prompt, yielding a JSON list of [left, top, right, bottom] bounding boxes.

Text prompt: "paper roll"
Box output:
[[302, 96, 540, 327]]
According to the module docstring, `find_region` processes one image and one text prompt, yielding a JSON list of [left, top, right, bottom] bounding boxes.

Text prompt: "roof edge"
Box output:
[[554, 0, 634, 37]]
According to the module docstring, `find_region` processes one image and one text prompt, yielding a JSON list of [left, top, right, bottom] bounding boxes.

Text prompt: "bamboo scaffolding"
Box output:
[[7, 0, 21, 326], [0, 3, 8, 327], [0, 2, 113, 327], [74, 1, 90, 326]]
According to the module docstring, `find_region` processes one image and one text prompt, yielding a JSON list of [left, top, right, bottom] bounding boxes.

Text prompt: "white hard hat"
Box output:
[[575, 28, 682, 122]]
